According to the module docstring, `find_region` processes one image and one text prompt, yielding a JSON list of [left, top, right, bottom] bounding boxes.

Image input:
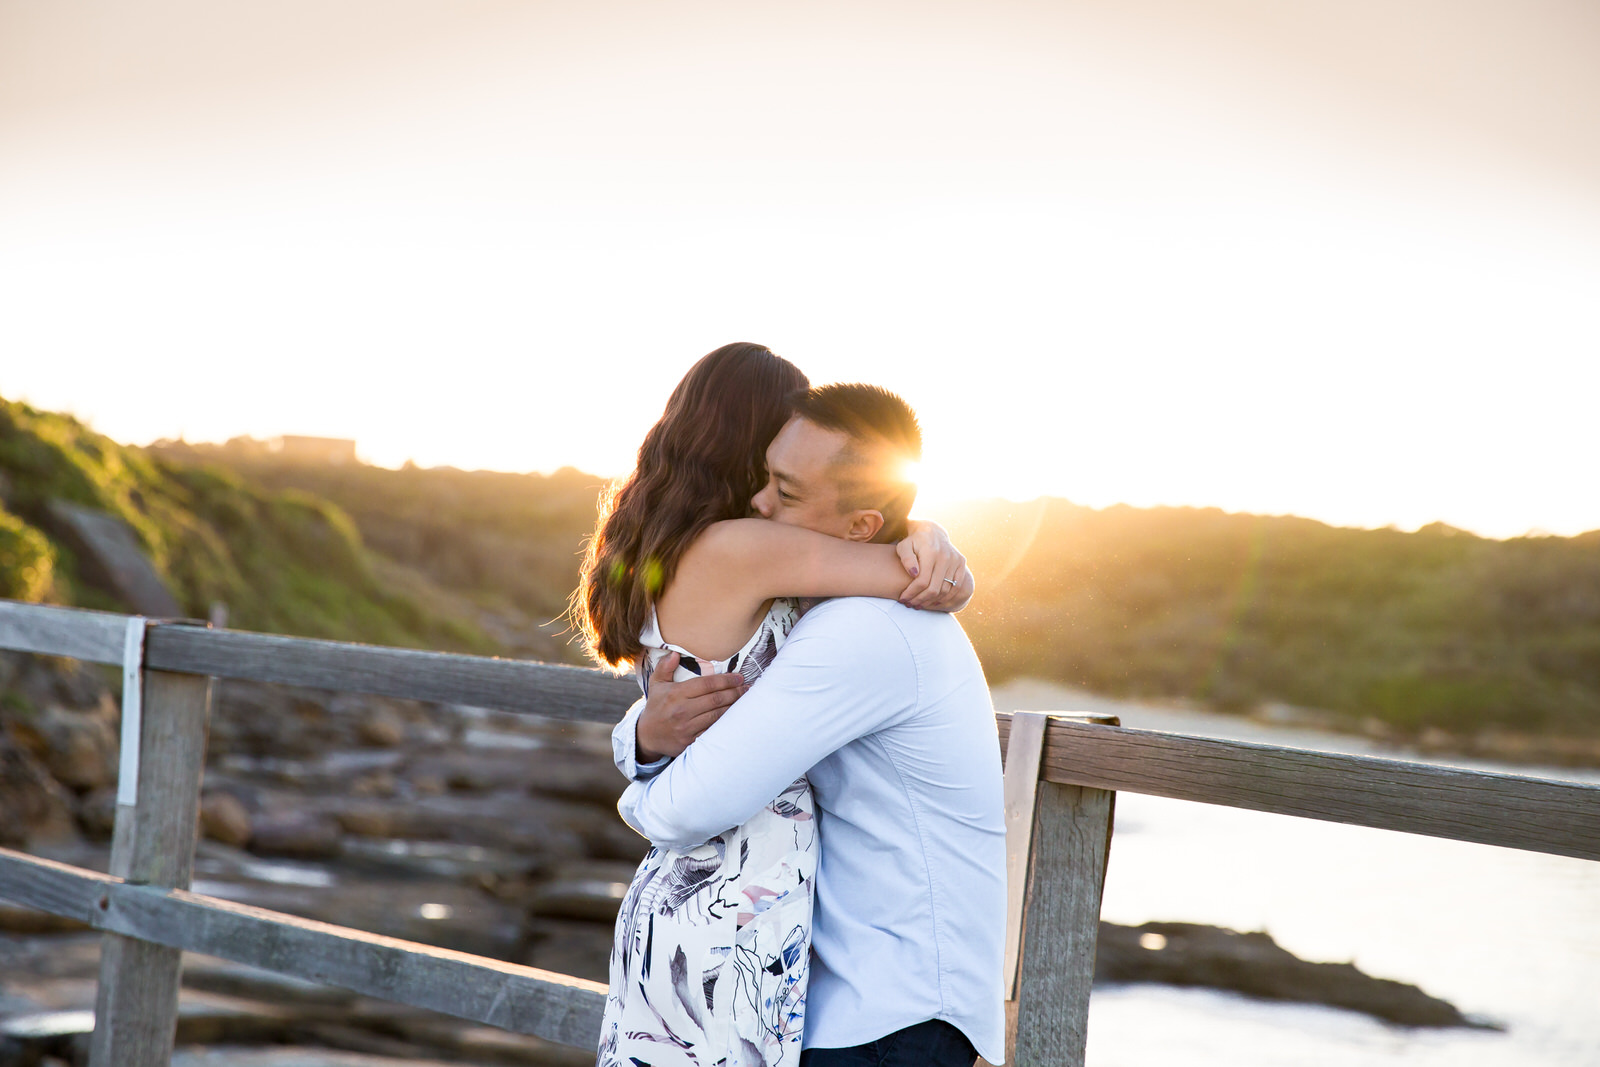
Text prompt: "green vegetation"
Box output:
[[0, 503, 56, 602], [153, 442, 1600, 741], [942, 499, 1600, 739], [9, 399, 1600, 743], [0, 398, 491, 651], [145, 438, 604, 664]]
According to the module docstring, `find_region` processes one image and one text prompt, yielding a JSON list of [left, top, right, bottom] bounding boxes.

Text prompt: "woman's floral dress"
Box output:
[[597, 598, 815, 1067]]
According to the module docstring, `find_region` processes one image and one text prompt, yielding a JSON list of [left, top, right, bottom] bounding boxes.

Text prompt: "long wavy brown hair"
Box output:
[[572, 343, 810, 668]]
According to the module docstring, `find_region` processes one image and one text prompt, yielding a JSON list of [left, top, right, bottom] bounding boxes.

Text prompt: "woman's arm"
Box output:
[[657, 518, 973, 660], [692, 518, 973, 611]]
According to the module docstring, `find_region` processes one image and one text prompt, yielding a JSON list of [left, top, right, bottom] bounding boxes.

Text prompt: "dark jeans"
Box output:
[[799, 1019, 977, 1067]]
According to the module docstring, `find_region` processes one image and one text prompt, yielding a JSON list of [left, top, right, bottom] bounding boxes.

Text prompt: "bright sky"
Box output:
[[3, 1, 1599, 537]]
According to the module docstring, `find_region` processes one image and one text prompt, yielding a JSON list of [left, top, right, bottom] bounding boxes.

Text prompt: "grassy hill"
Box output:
[[10, 403, 1600, 752], [146, 437, 603, 663], [0, 397, 491, 652], [940, 499, 1600, 740], [147, 440, 1600, 745]]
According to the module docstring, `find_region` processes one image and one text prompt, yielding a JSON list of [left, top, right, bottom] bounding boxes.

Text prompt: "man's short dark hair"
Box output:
[[790, 383, 922, 542]]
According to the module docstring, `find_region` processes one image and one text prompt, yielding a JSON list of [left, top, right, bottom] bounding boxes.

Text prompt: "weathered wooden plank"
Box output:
[[145, 625, 638, 723], [0, 599, 127, 664], [997, 714, 1600, 862], [123, 669, 213, 887], [0, 847, 101, 917], [89, 937, 185, 1063], [0, 848, 607, 1050], [90, 668, 213, 1067], [1012, 783, 1115, 1067], [997, 712, 1121, 771]]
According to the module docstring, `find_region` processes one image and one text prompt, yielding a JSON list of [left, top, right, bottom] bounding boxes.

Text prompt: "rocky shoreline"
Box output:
[[1, 651, 1492, 1065], [1095, 921, 1493, 1030]]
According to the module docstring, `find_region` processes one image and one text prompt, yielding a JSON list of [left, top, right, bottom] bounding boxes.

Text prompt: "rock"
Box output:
[[0, 930, 103, 980], [338, 838, 542, 883], [206, 683, 340, 761], [1, 991, 308, 1061], [347, 771, 397, 798], [166, 991, 304, 1046], [0, 732, 77, 847], [315, 792, 594, 859], [182, 957, 357, 1009], [583, 819, 650, 863], [403, 751, 515, 794], [183, 864, 529, 962], [170, 1048, 467, 1067], [201, 792, 253, 848], [41, 499, 182, 617], [206, 684, 440, 762], [0, 905, 89, 935], [278, 1024, 435, 1061], [7, 655, 115, 717], [355, 708, 404, 748], [1416, 726, 1455, 752], [73, 787, 117, 841], [0, 1008, 95, 1067], [212, 751, 406, 793], [403, 746, 626, 808], [408, 774, 447, 797], [523, 757, 627, 807], [248, 812, 342, 860], [523, 918, 615, 984], [528, 879, 627, 923], [378, 1016, 596, 1067], [0, 651, 22, 693], [1094, 921, 1490, 1029], [8, 705, 118, 791]]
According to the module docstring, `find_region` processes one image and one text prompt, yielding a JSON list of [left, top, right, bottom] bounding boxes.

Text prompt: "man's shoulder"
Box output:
[[800, 595, 927, 625], [797, 597, 964, 646]]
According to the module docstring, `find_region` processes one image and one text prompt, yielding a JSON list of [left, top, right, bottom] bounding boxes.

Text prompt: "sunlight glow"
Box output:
[[3, 2, 1598, 537]]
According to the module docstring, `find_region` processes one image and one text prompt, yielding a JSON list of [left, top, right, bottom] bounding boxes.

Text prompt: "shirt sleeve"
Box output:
[[616, 599, 918, 850], [611, 695, 672, 781]]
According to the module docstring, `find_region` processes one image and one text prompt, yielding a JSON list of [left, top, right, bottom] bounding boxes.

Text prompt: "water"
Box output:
[[991, 681, 1600, 1066]]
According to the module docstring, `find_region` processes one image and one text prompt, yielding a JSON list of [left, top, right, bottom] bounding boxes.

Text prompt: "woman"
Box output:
[[573, 343, 970, 1067]]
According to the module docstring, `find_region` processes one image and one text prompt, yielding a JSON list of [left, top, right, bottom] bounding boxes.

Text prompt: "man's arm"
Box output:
[[611, 697, 669, 781], [618, 599, 917, 850]]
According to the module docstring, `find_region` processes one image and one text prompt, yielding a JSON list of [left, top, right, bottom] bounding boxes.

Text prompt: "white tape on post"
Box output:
[[116, 616, 147, 808], [1002, 711, 1051, 1000]]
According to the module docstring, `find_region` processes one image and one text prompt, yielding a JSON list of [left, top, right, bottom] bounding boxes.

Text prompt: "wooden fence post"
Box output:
[[998, 713, 1118, 1067], [1012, 781, 1115, 1066], [89, 621, 213, 1067]]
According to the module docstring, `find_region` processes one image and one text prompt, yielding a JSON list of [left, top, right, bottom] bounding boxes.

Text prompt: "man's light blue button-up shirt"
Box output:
[[612, 597, 1007, 1063]]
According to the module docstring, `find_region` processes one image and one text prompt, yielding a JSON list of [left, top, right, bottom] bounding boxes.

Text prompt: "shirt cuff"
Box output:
[[617, 780, 648, 837], [611, 696, 673, 781]]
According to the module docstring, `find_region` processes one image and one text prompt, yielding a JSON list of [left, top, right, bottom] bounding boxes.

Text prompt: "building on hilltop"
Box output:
[[271, 436, 358, 465]]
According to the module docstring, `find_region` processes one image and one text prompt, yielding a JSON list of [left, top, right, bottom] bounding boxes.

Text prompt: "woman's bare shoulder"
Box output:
[[676, 519, 830, 596], [658, 520, 778, 657], [687, 518, 795, 566]]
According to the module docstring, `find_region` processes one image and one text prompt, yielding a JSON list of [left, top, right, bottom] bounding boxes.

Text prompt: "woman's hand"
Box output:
[[895, 520, 975, 611]]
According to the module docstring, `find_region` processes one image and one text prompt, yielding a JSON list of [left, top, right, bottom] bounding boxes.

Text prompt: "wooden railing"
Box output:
[[2, 598, 1598, 1066]]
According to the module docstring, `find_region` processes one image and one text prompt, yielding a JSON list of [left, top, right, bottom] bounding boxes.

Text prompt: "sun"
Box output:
[[905, 455, 1044, 512]]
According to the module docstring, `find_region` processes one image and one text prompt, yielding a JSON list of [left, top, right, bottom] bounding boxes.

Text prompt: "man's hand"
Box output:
[[636, 652, 748, 762]]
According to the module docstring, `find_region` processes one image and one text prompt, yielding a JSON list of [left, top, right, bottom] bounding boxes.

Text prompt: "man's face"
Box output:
[[750, 416, 871, 540]]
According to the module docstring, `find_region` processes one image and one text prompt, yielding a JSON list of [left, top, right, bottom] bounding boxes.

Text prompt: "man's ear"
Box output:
[[845, 509, 884, 542]]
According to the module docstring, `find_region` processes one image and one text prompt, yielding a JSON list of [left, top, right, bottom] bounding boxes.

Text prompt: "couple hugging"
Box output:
[[574, 343, 1005, 1067]]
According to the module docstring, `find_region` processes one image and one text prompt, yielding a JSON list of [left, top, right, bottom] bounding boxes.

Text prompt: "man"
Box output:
[[612, 383, 1007, 1067]]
